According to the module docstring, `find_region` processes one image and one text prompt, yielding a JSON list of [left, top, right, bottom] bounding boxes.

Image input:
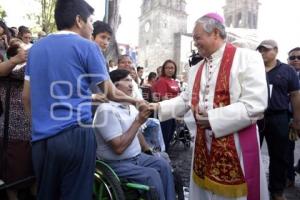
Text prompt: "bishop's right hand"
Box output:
[[149, 103, 159, 112]]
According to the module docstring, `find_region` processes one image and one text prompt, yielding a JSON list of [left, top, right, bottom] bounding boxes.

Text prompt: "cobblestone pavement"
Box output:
[[168, 139, 300, 199]]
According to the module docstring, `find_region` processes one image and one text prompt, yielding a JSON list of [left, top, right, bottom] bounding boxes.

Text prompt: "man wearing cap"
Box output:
[[257, 41, 300, 200], [150, 13, 269, 200]]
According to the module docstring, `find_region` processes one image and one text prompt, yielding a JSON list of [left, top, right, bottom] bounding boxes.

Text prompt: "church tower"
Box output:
[[223, 0, 260, 29], [138, 0, 187, 72]]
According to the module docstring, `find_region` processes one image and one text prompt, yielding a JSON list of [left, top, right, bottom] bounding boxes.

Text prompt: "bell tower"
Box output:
[[223, 0, 260, 29], [138, 0, 187, 72]]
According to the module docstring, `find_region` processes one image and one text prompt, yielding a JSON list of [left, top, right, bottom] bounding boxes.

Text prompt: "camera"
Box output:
[[188, 50, 203, 67]]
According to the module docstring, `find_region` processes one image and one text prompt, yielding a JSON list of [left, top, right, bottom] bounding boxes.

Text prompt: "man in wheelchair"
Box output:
[[93, 69, 176, 200]]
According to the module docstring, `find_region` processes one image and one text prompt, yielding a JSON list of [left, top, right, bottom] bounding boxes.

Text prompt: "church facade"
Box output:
[[223, 0, 260, 29], [138, 0, 188, 73], [137, 0, 260, 74]]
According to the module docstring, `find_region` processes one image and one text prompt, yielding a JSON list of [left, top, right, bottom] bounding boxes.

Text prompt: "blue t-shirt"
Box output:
[[25, 32, 108, 141], [267, 60, 300, 111]]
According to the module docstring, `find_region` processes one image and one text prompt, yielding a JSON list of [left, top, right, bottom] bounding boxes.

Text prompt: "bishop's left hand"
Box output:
[[195, 111, 211, 129]]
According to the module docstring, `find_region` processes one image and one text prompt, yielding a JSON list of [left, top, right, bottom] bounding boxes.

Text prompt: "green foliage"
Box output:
[[40, 0, 56, 33], [0, 5, 7, 19], [26, 0, 56, 33]]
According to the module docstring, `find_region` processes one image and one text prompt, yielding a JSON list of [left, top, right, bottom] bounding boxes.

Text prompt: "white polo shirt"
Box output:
[[93, 101, 141, 160]]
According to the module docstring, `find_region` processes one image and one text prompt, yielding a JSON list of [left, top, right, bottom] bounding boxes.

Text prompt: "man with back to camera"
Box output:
[[22, 0, 147, 199]]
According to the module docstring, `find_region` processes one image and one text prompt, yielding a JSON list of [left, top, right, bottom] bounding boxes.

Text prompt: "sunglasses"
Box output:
[[288, 55, 300, 61]]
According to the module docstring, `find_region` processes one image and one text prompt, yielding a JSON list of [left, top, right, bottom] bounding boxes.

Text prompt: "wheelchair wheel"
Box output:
[[94, 161, 126, 200]]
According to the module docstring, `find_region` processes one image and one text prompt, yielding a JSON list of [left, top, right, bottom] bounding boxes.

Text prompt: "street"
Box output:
[[168, 137, 300, 199]]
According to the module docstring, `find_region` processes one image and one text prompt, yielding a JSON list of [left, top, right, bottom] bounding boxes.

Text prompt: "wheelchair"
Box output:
[[170, 120, 192, 149], [94, 159, 184, 200], [94, 160, 159, 200]]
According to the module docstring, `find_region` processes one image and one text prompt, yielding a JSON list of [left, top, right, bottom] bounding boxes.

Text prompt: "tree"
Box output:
[[104, 0, 122, 62], [40, 0, 56, 33], [0, 5, 7, 19], [26, 0, 56, 33]]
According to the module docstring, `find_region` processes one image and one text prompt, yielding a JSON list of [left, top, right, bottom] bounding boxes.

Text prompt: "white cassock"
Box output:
[[158, 44, 270, 200]]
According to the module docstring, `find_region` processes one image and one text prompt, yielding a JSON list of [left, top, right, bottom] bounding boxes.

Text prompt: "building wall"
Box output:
[[138, 0, 187, 73], [223, 0, 259, 29]]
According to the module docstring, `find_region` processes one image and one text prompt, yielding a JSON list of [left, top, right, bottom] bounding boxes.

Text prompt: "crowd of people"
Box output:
[[0, 0, 300, 200]]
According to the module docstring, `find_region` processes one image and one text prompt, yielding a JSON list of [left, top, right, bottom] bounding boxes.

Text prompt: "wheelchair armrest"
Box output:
[[123, 182, 150, 191]]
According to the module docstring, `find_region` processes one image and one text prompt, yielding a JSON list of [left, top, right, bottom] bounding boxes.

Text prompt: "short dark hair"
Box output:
[[137, 66, 144, 72], [118, 54, 132, 64], [54, 0, 94, 30], [19, 28, 31, 37], [288, 47, 300, 55], [18, 25, 27, 32], [148, 72, 157, 81], [109, 69, 130, 83], [92, 21, 113, 38], [161, 59, 177, 79], [17, 26, 29, 38], [6, 43, 20, 59]]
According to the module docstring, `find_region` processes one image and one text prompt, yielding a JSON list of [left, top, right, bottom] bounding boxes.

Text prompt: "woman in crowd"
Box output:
[[0, 21, 11, 58], [0, 40, 33, 200], [151, 59, 180, 151]]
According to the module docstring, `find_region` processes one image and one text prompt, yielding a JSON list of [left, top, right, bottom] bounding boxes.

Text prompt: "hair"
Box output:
[[117, 54, 132, 64], [137, 66, 144, 72], [18, 25, 27, 32], [109, 69, 130, 83], [17, 26, 31, 39], [17, 26, 28, 37], [92, 20, 113, 38], [288, 47, 300, 55], [147, 72, 157, 81], [9, 38, 22, 46], [8, 28, 16, 38], [19, 28, 31, 36], [0, 20, 11, 42], [6, 43, 21, 59], [54, 0, 94, 30], [195, 16, 226, 39], [161, 59, 177, 79]]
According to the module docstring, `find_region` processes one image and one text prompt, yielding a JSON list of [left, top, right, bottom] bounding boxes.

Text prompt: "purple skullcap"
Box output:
[[203, 12, 224, 24]]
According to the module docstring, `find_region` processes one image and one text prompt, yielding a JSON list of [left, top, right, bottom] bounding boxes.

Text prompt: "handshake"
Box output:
[[134, 101, 160, 125]]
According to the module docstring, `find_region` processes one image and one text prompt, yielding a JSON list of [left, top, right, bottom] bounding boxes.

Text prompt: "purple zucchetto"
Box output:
[[203, 12, 224, 24]]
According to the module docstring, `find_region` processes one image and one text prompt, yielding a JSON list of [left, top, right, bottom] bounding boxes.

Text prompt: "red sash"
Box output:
[[191, 43, 248, 198]]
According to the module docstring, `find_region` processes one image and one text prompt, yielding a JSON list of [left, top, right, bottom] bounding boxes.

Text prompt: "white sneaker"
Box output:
[[0, 179, 4, 186]]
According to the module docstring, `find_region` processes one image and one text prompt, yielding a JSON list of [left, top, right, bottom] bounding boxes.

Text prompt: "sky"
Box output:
[[1, 0, 299, 60]]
